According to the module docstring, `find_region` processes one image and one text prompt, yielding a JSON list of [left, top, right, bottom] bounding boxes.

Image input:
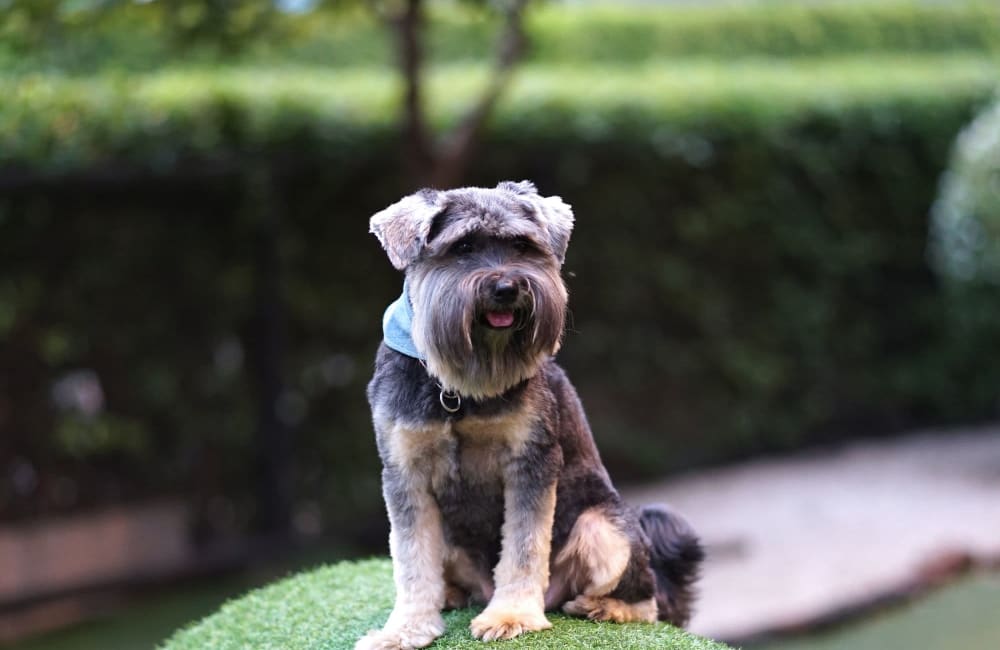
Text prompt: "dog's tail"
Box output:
[[638, 503, 704, 627]]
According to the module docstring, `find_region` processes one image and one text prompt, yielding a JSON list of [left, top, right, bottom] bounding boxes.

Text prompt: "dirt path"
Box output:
[[622, 425, 1000, 643]]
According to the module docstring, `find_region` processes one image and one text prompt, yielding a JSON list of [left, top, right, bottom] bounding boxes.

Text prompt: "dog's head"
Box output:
[[371, 180, 574, 398]]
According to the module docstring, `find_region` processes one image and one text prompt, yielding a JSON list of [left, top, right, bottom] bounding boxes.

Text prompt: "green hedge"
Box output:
[[3, 56, 997, 167], [524, 2, 1000, 62], [3, 2, 1000, 73], [160, 559, 731, 650], [2, 57, 1000, 533]]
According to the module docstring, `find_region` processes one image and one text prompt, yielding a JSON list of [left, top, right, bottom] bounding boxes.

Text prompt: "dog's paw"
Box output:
[[564, 595, 624, 623], [470, 604, 551, 642], [354, 614, 445, 650], [562, 595, 657, 624]]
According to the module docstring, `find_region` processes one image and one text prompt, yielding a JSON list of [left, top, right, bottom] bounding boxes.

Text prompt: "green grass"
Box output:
[[160, 558, 733, 650], [759, 572, 1000, 650], [16, 565, 1000, 650]]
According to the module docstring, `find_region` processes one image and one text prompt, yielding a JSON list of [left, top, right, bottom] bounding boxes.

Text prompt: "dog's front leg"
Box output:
[[470, 440, 560, 642], [356, 463, 446, 650]]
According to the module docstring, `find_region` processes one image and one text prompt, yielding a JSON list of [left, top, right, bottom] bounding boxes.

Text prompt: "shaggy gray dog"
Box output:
[[357, 181, 702, 649]]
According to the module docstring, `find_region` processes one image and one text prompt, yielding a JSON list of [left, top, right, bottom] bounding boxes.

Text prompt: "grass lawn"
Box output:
[[161, 558, 732, 650], [759, 571, 1000, 650], [17, 564, 1000, 650], [9, 562, 1000, 650]]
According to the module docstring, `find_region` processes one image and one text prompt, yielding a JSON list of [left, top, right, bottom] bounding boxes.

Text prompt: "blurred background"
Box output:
[[1, 0, 999, 648]]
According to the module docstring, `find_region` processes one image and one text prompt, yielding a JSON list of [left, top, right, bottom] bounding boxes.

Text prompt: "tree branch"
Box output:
[[431, 0, 530, 187], [373, 0, 434, 184]]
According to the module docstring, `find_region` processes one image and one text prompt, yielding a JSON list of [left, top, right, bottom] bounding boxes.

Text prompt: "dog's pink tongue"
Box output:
[[486, 311, 515, 328]]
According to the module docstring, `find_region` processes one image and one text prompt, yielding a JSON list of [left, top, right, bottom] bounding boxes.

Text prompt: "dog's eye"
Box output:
[[451, 240, 476, 256], [511, 238, 532, 254]]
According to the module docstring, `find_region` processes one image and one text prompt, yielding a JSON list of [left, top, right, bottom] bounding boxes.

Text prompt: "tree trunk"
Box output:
[[385, 0, 529, 189], [392, 0, 434, 186]]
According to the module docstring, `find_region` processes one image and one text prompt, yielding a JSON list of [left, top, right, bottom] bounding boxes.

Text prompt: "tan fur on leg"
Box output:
[[356, 438, 447, 650], [563, 595, 658, 623], [470, 481, 557, 641], [553, 507, 657, 624], [553, 507, 631, 596]]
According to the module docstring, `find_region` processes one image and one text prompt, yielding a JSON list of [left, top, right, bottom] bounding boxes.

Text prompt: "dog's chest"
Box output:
[[382, 409, 536, 554], [384, 407, 534, 483], [429, 415, 524, 490], [431, 417, 520, 552]]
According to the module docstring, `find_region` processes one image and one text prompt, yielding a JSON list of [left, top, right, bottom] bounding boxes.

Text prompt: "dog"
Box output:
[[357, 181, 702, 649]]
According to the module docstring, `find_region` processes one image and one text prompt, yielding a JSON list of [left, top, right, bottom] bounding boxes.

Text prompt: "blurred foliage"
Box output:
[[2, 57, 998, 168], [931, 97, 1000, 284], [3, 0, 1000, 541], [2, 52, 1000, 536], [527, 2, 1000, 62], [0, 0, 279, 60], [1, 1, 999, 73]]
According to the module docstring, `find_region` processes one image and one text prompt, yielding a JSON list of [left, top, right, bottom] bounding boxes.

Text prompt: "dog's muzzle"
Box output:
[[483, 275, 527, 329]]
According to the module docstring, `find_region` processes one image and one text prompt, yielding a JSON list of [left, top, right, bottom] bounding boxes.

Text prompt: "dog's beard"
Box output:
[[409, 262, 567, 399]]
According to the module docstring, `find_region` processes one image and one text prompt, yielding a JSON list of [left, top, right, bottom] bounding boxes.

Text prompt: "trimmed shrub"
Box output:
[[3, 2, 1000, 73], [2, 57, 997, 168], [2, 58, 999, 536], [524, 2, 1000, 62]]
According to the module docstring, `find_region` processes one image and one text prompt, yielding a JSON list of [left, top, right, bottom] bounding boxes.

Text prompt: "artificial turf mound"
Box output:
[[160, 558, 733, 649]]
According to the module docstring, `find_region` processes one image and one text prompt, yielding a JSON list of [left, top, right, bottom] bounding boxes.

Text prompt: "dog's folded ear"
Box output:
[[497, 180, 575, 265], [533, 194, 575, 265], [370, 189, 447, 270]]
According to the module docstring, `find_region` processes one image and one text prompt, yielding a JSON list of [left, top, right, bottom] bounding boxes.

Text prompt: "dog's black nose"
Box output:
[[493, 279, 519, 304]]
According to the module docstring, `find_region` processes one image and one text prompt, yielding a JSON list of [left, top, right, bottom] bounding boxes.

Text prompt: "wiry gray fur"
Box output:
[[360, 181, 702, 650]]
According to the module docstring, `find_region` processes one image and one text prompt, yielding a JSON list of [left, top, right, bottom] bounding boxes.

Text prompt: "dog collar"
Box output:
[[382, 279, 425, 360]]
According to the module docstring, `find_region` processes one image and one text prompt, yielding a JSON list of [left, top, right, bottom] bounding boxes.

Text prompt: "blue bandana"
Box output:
[[382, 280, 425, 360]]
